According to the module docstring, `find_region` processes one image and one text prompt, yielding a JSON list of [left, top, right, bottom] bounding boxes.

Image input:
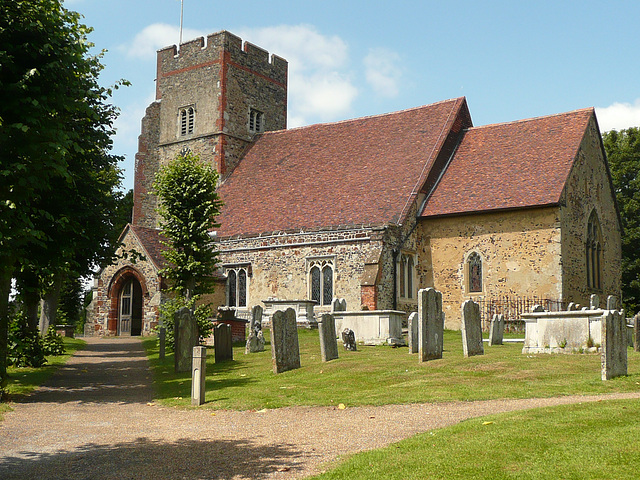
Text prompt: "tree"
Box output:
[[603, 127, 640, 314], [0, 0, 124, 389], [153, 152, 223, 301]]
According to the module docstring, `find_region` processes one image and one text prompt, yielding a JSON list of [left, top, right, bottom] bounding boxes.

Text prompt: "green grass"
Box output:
[[308, 399, 640, 479], [143, 329, 640, 410], [1, 337, 86, 419]]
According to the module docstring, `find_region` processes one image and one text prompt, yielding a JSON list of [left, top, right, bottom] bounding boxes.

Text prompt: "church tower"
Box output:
[[132, 31, 288, 228]]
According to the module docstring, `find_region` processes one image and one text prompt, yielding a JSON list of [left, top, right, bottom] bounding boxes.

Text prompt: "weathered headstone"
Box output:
[[331, 298, 347, 312], [407, 312, 419, 354], [418, 288, 444, 362], [634, 314, 640, 353], [214, 322, 233, 363], [607, 295, 618, 311], [318, 313, 339, 362], [245, 305, 265, 354], [341, 328, 357, 351], [567, 302, 576, 311], [590, 294, 600, 310], [531, 304, 545, 313], [191, 346, 206, 406], [488, 313, 505, 346], [461, 299, 484, 357], [159, 326, 166, 360], [602, 310, 627, 380], [271, 308, 301, 373], [174, 307, 198, 373]]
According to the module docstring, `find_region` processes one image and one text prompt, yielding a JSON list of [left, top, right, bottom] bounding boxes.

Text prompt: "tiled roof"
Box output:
[[217, 98, 469, 238], [421, 108, 594, 218], [129, 224, 167, 269]]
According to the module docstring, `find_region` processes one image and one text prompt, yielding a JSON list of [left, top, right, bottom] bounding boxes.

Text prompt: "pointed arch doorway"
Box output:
[[118, 277, 143, 336]]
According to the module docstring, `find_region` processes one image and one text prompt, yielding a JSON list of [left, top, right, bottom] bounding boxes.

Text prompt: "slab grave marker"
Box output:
[[488, 313, 505, 346], [602, 310, 627, 380], [174, 307, 198, 373], [245, 305, 265, 354], [271, 308, 301, 373], [214, 322, 233, 363], [590, 294, 600, 310], [407, 312, 419, 354], [418, 288, 444, 362], [341, 328, 357, 351], [461, 299, 484, 357], [318, 313, 339, 362], [191, 346, 206, 406], [607, 295, 618, 311]]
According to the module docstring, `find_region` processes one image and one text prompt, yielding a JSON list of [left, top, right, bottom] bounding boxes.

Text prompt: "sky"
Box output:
[[63, 0, 640, 192]]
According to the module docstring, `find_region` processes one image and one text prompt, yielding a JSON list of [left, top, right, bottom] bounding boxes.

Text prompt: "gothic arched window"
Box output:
[[179, 106, 195, 136], [308, 258, 334, 306], [468, 252, 482, 293], [398, 253, 416, 300], [226, 267, 249, 308], [586, 211, 602, 290]]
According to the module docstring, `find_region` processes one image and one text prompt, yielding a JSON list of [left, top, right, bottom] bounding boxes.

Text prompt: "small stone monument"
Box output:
[[191, 346, 206, 406], [271, 308, 301, 374], [488, 313, 505, 346], [407, 312, 419, 354], [590, 294, 600, 309], [245, 305, 265, 354], [607, 295, 618, 311], [418, 288, 444, 362], [634, 314, 640, 353], [174, 307, 198, 373], [341, 328, 357, 351], [331, 298, 347, 312], [531, 304, 545, 313], [214, 323, 233, 363], [602, 310, 627, 380], [461, 299, 484, 357], [159, 326, 166, 360], [567, 302, 576, 311], [318, 313, 339, 362]]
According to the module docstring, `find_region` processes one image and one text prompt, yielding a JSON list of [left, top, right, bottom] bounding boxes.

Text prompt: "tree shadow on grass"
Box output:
[[0, 437, 312, 480]]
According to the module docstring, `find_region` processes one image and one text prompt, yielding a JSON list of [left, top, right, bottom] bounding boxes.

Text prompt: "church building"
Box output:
[[87, 31, 622, 335]]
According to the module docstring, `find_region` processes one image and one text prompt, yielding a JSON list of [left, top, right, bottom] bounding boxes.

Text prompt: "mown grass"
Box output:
[[308, 399, 640, 479], [142, 329, 640, 410], [0, 337, 86, 419]]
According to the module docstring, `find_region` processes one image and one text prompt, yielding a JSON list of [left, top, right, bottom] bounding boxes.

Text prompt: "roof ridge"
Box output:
[[468, 107, 594, 131]]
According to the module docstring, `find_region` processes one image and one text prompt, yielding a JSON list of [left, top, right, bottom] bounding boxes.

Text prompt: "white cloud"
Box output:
[[363, 47, 402, 98], [596, 99, 640, 132], [236, 25, 358, 125], [120, 23, 204, 60]]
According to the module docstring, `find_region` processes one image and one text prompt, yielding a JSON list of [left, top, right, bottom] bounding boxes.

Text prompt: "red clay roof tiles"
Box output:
[[421, 108, 594, 218], [129, 224, 167, 269]]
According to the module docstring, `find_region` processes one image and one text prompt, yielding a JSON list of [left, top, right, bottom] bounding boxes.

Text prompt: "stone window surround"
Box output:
[[397, 251, 416, 300], [586, 209, 603, 291], [306, 256, 335, 306], [224, 263, 251, 309], [464, 251, 484, 295], [178, 104, 196, 137]]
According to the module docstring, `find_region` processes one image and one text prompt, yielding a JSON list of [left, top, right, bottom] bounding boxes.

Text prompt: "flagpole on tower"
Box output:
[[179, 0, 184, 45]]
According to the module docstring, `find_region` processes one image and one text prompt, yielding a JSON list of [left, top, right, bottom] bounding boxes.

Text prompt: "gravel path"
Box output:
[[1, 337, 639, 480]]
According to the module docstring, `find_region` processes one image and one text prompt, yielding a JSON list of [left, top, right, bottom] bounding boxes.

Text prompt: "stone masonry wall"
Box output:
[[560, 116, 622, 304], [419, 207, 563, 329]]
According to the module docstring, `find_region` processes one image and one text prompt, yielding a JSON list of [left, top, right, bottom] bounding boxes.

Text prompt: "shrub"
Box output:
[[42, 326, 66, 356], [8, 312, 46, 368]]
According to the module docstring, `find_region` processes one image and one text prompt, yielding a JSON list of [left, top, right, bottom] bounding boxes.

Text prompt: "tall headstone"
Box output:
[[601, 310, 627, 380], [174, 307, 198, 373], [191, 346, 206, 406], [590, 294, 600, 310], [634, 314, 640, 353], [318, 313, 339, 362], [461, 299, 484, 357], [607, 295, 618, 311], [250, 305, 263, 331], [214, 322, 233, 363], [245, 305, 266, 354], [271, 308, 301, 374], [418, 288, 444, 362], [407, 312, 419, 354], [488, 313, 505, 346]]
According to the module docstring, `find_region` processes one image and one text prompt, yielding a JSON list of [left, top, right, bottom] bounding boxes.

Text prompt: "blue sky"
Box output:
[[63, 0, 640, 192]]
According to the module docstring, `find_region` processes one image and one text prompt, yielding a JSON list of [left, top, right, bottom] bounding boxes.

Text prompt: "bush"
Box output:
[[8, 312, 47, 368], [156, 295, 213, 352], [42, 326, 66, 356]]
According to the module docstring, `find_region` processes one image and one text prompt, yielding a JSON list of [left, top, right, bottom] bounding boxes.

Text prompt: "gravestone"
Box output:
[[271, 308, 301, 374], [488, 313, 505, 346], [418, 288, 444, 362], [531, 304, 545, 313], [590, 294, 600, 310], [567, 302, 576, 311], [191, 346, 206, 406], [602, 310, 627, 380], [607, 295, 618, 310], [461, 299, 484, 357], [214, 322, 233, 363], [245, 305, 265, 354], [159, 326, 166, 360], [174, 307, 198, 373], [341, 328, 357, 351], [407, 312, 419, 354], [331, 298, 347, 312], [318, 313, 339, 362]]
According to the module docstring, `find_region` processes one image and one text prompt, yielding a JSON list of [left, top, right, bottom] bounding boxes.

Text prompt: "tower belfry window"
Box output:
[[249, 108, 265, 133], [179, 106, 195, 136]]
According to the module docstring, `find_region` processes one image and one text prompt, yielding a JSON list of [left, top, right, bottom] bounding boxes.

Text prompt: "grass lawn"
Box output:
[[0, 337, 86, 419], [142, 329, 640, 410]]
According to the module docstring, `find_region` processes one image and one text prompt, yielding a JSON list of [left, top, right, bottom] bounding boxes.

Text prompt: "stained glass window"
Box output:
[[311, 266, 321, 303], [468, 252, 482, 293], [228, 270, 237, 307], [322, 265, 333, 305], [238, 269, 247, 307]]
